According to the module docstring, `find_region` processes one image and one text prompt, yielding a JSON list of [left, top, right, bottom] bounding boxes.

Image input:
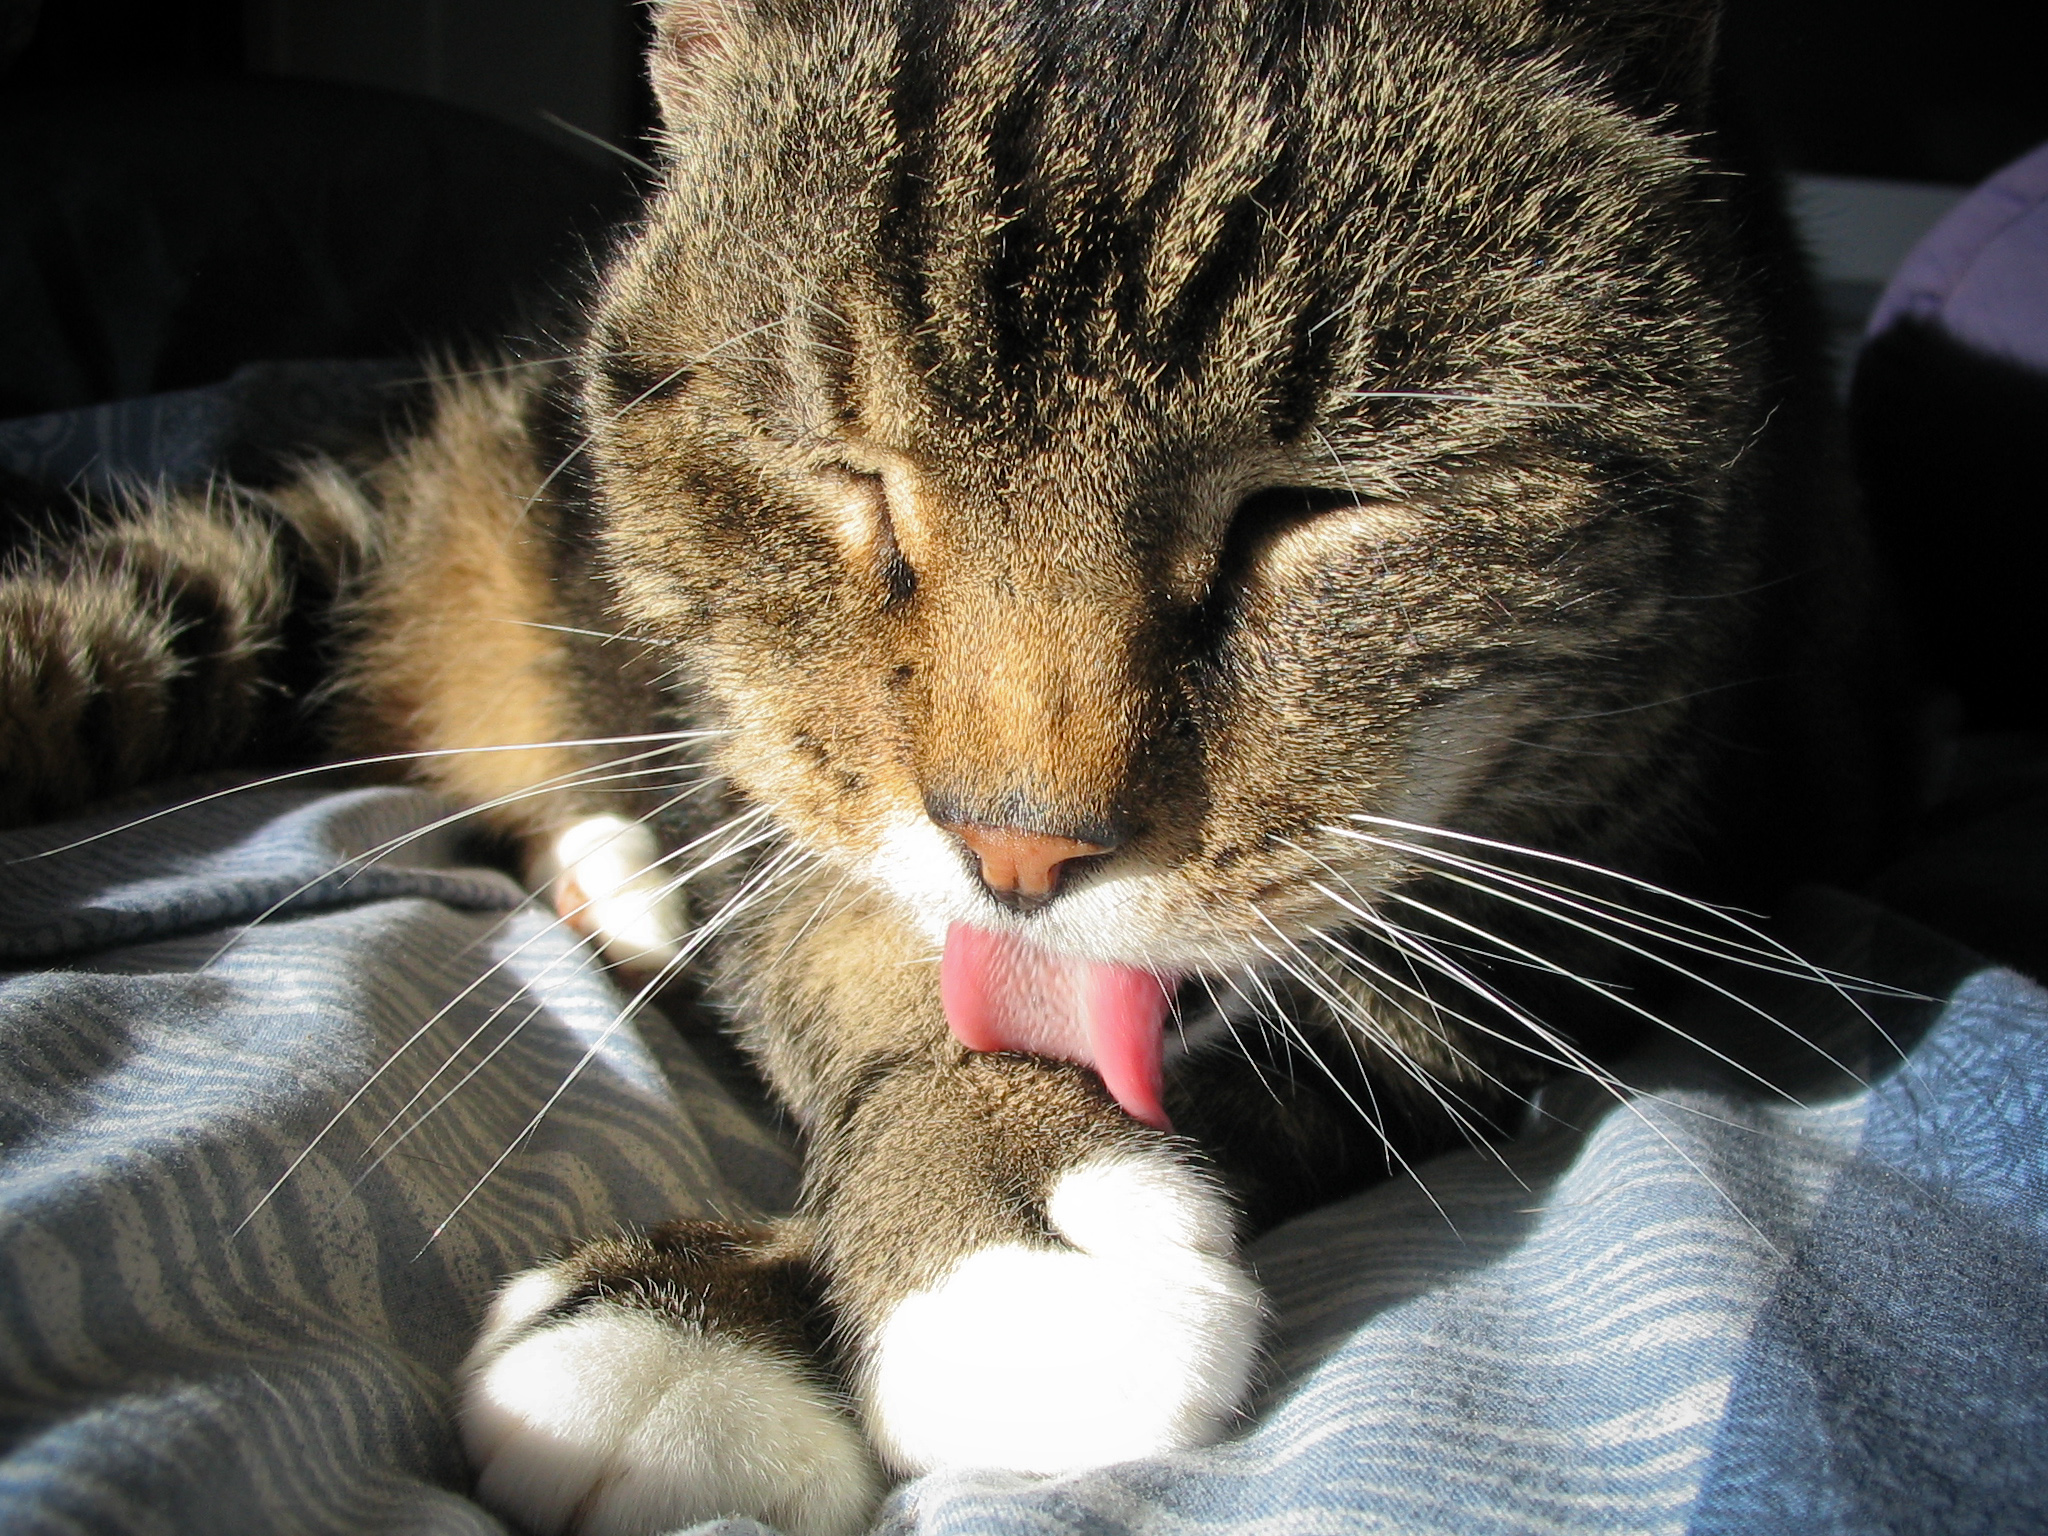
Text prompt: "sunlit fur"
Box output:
[[570, 0, 1893, 1124]]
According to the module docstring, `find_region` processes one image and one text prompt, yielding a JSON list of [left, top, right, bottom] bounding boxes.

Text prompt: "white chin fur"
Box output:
[[539, 814, 689, 973], [460, 1271, 881, 1536], [864, 1155, 1262, 1475]]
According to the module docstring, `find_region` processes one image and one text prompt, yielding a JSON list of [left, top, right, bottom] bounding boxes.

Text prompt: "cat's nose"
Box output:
[[938, 821, 1115, 912]]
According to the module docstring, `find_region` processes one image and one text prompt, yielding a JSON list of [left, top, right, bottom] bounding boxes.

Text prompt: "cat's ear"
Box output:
[[649, 0, 755, 126], [1529, 0, 1722, 120]]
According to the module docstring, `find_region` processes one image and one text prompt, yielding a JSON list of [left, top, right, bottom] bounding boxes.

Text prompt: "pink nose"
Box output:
[[938, 822, 1112, 907]]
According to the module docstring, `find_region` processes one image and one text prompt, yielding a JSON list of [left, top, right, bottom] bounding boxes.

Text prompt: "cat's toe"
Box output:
[[863, 1153, 1262, 1474], [536, 814, 689, 972], [460, 1267, 881, 1536]]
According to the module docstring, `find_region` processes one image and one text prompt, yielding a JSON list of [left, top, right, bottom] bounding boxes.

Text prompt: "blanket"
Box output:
[[2, 779, 2043, 1536]]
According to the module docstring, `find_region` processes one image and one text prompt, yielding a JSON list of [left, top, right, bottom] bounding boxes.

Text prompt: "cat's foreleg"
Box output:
[[807, 1047, 1264, 1476], [457, 891, 1264, 1532]]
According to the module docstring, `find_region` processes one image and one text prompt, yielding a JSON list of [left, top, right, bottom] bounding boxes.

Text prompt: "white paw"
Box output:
[[863, 1155, 1263, 1474], [538, 815, 688, 973], [459, 1268, 881, 1536]]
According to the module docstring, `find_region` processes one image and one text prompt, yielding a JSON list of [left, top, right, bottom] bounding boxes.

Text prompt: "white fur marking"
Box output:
[[543, 815, 688, 972], [460, 1283, 880, 1536], [470, 1267, 576, 1372], [871, 817, 973, 946], [869, 815, 1225, 972], [865, 1155, 1262, 1474]]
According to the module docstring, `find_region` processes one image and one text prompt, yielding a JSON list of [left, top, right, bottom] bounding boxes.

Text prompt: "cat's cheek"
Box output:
[[458, 1270, 882, 1536], [861, 1155, 1263, 1474]]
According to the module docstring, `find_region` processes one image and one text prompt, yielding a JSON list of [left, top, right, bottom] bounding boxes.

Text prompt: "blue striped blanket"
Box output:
[[3, 783, 2044, 1534]]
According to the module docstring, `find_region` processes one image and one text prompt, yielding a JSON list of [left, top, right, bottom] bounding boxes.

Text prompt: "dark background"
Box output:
[[1720, 0, 2048, 185], [4, 0, 2044, 416], [6, 0, 2045, 184], [5, 0, 2046, 412], [4, 0, 660, 160], [0, 0, 657, 419]]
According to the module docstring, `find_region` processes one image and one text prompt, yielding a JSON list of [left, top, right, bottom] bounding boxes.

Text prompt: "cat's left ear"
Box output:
[[1529, 0, 1722, 120], [649, 0, 755, 127]]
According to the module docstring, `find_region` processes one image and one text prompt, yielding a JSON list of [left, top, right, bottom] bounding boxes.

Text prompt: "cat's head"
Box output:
[[580, 0, 1776, 975]]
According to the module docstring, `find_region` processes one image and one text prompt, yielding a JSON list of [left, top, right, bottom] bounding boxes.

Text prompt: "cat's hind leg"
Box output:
[[0, 491, 299, 828], [459, 1220, 881, 1536]]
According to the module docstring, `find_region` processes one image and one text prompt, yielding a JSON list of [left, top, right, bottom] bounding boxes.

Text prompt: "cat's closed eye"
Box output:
[[1217, 484, 1422, 589], [819, 464, 918, 605]]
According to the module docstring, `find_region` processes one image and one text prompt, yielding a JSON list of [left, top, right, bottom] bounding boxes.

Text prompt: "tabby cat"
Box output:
[[0, 0, 1898, 1532]]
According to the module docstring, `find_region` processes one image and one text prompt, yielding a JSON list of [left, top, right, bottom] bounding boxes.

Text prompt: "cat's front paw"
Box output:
[[459, 1262, 881, 1536], [863, 1154, 1262, 1474]]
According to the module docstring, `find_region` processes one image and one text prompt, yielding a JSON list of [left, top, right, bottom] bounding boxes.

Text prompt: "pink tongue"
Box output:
[[940, 922, 1177, 1130]]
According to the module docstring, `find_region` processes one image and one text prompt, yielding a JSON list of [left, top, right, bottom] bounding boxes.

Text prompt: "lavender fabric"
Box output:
[[1866, 141, 2048, 369]]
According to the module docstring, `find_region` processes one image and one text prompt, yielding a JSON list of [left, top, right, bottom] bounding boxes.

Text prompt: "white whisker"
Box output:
[[197, 744, 716, 974], [1333, 825, 1865, 990], [1339, 907, 1781, 1253], [1333, 831, 1877, 1090], [234, 798, 767, 1233], [1243, 934, 1470, 1234], [535, 110, 657, 174], [1342, 813, 1915, 1009], [490, 618, 676, 647], [13, 729, 727, 861], [414, 845, 820, 1254], [1367, 881, 1806, 1107], [517, 314, 791, 517], [1257, 913, 1533, 1192], [1185, 966, 1290, 1111]]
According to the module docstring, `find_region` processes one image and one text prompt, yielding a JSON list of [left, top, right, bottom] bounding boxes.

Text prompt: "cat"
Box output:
[[0, 0, 1905, 1532]]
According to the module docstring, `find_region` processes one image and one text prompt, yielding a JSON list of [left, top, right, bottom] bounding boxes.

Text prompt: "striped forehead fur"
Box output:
[[607, 0, 1748, 475]]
